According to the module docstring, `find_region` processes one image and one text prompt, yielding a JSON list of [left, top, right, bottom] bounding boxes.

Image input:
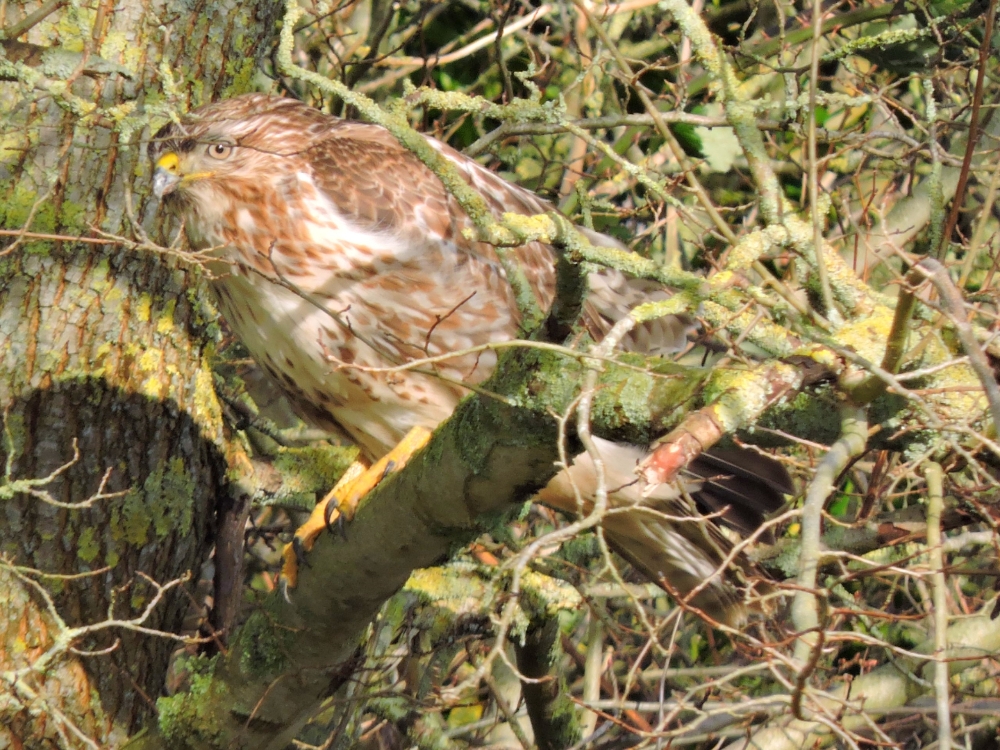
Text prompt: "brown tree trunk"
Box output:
[[0, 0, 278, 744]]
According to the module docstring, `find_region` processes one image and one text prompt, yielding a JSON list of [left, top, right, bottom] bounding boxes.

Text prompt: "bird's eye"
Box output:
[[207, 143, 234, 160]]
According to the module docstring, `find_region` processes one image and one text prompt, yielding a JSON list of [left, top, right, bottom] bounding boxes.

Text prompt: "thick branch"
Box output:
[[515, 615, 581, 750]]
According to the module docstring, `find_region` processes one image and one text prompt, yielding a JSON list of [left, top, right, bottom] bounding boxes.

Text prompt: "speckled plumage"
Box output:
[[149, 94, 686, 456], [150, 94, 788, 623]]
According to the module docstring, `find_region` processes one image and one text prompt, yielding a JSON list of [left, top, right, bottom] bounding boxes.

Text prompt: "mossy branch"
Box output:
[[515, 615, 581, 750]]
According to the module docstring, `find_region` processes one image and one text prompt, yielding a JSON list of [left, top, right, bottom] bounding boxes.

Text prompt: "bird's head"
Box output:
[[149, 134, 238, 200], [148, 94, 315, 204]]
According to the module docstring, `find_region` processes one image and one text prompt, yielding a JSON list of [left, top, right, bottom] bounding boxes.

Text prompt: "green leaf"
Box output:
[[671, 122, 703, 157]]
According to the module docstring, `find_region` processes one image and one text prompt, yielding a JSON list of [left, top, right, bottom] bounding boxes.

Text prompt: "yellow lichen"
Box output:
[[137, 348, 162, 371], [191, 362, 224, 437], [137, 348, 165, 400], [708, 362, 802, 433], [134, 293, 152, 323], [157, 298, 177, 335], [835, 306, 896, 363], [141, 378, 164, 400], [521, 570, 583, 617]]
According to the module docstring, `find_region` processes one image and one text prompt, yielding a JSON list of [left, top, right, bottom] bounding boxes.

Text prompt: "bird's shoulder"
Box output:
[[301, 120, 553, 239], [298, 120, 563, 308], [302, 121, 452, 235]]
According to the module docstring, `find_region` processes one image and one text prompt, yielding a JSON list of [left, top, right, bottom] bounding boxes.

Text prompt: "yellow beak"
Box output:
[[152, 151, 216, 198], [152, 152, 181, 198]]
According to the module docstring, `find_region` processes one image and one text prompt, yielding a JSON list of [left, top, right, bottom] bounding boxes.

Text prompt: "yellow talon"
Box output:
[[281, 426, 433, 588]]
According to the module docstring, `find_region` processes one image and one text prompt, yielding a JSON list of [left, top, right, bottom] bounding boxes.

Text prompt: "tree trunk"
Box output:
[[0, 0, 278, 743]]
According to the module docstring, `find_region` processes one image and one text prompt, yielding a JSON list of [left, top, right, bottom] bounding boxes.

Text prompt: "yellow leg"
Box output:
[[281, 426, 433, 588]]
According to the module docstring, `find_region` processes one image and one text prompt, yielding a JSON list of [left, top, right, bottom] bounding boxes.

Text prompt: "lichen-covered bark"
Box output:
[[0, 0, 279, 743], [142, 345, 791, 747], [0, 254, 228, 736]]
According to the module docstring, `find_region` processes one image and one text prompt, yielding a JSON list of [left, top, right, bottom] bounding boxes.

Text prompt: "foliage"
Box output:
[[3, 0, 1000, 748], [263, 0, 1000, 747]]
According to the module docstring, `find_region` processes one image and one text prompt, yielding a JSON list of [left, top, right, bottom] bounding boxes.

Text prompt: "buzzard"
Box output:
[[150, 94, 790, 624]]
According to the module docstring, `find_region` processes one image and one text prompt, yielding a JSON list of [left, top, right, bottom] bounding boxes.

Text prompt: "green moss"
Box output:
[[111, 488, 152, 545], [58, 200, 87, 232], [76, 526, 100, 564], [152, 457, 196, 538], [236, 609, 293, 679], [221, 55, 257, 98], [157, 654, 227, 743], [476, 500, 531, 548], [110, 457, 195, 545], [2, 410, 27, 458], [558, 534, 599, 566], [0, 184, 56, 255], [37, 527, 56, 542], [594, 355, 704, 441], [445, 344, 707, 465], [755, 387, 844, 448], [516, 348, 583, 409], [272, 444, 358, 496]]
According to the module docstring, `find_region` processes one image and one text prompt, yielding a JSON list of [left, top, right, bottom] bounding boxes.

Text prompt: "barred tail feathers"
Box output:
[[536, 437, 789, 625]]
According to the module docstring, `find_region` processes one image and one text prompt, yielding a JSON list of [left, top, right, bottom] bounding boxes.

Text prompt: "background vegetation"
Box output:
[[2, 0, 1000, 747]]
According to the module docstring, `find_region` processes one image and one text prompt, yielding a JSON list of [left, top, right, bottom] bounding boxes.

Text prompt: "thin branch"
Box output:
[[0, 0, 66, 40], [914, 258, 1000, 431], [807, 0, 836, 320], [372, 4, 551, 68], [924, 461, 952, 750], [939, 0, 997, 258], [792, 404, 868, 664]]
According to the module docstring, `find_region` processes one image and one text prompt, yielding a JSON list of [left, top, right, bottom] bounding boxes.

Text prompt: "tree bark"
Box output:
[[0, 0, 278, 743]]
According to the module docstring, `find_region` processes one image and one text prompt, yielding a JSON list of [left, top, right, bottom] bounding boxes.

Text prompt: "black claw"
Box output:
[[323, 498, 338, 536], [292, 536, 312, 569], [381, 460, 396, 479], [323, 498, 350, 541]]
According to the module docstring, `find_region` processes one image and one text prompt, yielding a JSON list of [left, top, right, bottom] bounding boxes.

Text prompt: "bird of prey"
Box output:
[[150, 93, 791, 624]]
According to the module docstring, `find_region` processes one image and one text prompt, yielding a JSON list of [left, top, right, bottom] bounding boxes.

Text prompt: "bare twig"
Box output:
[[924, 462, 952, 750]]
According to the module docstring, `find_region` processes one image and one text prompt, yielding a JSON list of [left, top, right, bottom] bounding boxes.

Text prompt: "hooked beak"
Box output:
[[152, 152, 181, 198]]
